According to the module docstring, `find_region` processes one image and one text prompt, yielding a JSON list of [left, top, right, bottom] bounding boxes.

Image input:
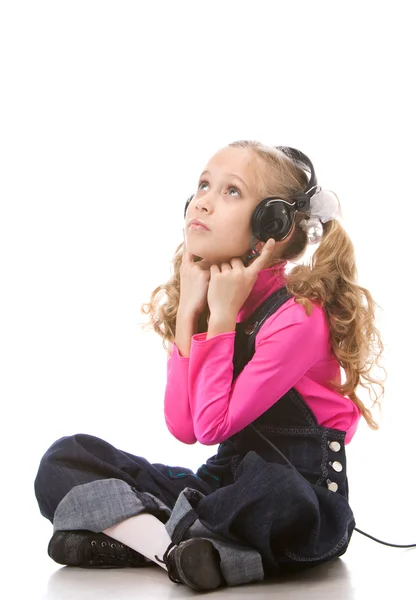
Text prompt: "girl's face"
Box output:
[[184, 146, 269, 266]]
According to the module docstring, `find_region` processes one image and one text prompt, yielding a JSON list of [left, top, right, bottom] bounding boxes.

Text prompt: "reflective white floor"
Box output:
[[7, 516, 415, 599]]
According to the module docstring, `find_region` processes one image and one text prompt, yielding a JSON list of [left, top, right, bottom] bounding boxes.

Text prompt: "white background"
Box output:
[[1, 1, 415, 596]]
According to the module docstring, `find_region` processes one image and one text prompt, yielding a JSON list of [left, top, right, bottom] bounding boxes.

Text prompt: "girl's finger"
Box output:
[[247, 239, 275, 273]]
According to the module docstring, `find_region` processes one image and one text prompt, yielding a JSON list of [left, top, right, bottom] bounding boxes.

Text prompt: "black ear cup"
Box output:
[[250, 197, 297, 242]]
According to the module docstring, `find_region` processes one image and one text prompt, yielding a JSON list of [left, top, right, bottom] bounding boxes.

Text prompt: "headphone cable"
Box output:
[[354, 527, 416, 548]]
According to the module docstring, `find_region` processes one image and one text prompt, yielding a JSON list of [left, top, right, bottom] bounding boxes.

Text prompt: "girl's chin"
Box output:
[[184, 242, 248, 265]]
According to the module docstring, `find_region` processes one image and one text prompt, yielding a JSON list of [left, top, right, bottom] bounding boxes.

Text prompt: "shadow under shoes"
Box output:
[[48, 530, 152, 568], [155, 539, 226, 591]]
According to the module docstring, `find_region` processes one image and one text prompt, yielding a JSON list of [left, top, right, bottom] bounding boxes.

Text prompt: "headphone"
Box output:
[[183, 146, 319, 265]]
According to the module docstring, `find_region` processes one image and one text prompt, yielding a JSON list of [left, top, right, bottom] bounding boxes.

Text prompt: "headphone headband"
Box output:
[[274, 146, 318, 209]]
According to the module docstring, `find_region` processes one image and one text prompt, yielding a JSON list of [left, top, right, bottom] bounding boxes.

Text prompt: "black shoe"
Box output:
[[154, 539, 225, 591], [48, 530, 152, 568]]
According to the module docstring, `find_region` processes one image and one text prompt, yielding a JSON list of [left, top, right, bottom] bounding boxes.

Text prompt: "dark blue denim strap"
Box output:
[[245, 286, 294, 360], [233, 286, 293, 380]]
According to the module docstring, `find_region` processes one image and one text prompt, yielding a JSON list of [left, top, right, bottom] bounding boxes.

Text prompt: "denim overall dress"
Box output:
[[34, 286, 356, 586]]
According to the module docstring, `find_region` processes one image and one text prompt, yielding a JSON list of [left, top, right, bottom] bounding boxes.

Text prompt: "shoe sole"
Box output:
[[174, 539, 224, 591]]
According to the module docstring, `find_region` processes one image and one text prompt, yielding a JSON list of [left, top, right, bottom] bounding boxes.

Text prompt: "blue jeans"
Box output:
[[34, 285, 355, 586]]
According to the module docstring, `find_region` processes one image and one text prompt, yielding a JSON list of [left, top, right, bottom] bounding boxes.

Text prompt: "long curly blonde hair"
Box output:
[[139, 141, 385, 430]]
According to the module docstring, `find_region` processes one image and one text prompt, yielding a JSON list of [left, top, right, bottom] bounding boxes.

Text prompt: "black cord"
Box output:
[[354, 527, 416, 548]]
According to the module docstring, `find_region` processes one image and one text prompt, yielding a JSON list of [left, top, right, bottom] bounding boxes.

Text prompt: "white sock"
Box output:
[[103, 513, 175, 571]]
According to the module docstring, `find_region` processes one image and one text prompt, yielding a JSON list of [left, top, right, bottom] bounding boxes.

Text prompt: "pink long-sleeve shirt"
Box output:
[[164, 261, 361, 447]]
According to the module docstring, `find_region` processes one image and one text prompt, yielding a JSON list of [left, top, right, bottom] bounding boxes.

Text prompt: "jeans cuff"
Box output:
[[53, 478, 171, 533], [165, 487, 264, 587]]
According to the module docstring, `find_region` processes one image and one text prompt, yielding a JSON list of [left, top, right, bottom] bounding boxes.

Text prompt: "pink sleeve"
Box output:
[[163, 343, 197, 444], [188, 300, 330, 445]]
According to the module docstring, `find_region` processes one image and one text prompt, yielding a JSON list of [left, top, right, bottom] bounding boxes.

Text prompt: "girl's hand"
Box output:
[[179, 241, 212, 316], [207, 239, 276, 318]]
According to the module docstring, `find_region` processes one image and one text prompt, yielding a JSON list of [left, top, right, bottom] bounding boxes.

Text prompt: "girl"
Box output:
[[34, 142, 385, 592]]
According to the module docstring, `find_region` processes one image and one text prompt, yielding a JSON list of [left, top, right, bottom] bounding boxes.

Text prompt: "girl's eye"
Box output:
[[198, 180, 241, 196]]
